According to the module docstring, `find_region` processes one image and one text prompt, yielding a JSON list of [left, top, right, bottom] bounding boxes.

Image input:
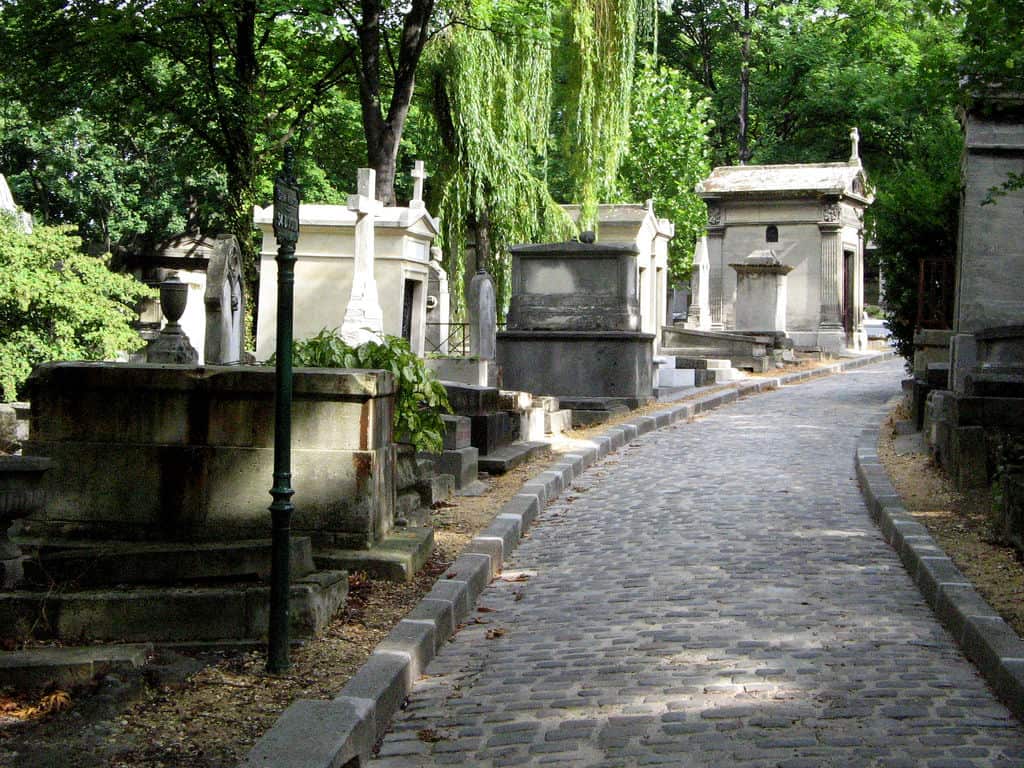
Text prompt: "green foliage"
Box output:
[[869, 116, 962, 359], [618, 55, 712, 282], [290, 329, 450, 454], [0, 217, 154, 402], [428, 13, 577, 316], [562, 0, 641, 227]]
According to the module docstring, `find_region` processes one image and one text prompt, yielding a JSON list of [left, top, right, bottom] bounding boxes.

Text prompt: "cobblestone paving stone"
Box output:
[[372, 359, 1024, 767]]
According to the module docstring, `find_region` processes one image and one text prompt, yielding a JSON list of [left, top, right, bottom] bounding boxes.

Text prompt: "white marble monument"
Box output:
[[254, 164, 439, 359]]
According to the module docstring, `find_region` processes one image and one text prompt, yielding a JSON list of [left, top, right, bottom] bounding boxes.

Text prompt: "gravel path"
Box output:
[[372, 358, 1024, 767]]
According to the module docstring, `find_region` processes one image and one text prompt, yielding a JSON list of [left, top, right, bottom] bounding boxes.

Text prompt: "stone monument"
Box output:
[[696, 130, 872, 353], [685, 236, 712, 331], [340, 167, 386, 346], [253, 165, 438, 359], [425, 247, 450, 354], [203, 235, 245, 365], [145, 275, 199, 364], [467, 269, 497, 360], [497, 232, 654, 405], [730, 249, 794, 333]]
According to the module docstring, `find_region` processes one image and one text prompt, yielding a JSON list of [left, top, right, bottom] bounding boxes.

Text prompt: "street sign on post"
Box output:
[[267, 145, 300, 674]]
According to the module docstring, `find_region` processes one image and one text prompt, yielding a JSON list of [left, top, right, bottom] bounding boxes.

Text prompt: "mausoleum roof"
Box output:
[[562, 202, 675, 237], [253, 203, 439, 235], [697, 162, 872, 204]]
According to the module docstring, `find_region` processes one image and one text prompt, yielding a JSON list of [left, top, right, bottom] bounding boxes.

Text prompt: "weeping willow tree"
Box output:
[[562, 0, 653, 228], [429, 0, 652, 318]]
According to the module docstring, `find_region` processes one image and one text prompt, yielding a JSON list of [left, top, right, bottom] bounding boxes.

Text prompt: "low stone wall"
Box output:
[[22, 362, 395, 550]]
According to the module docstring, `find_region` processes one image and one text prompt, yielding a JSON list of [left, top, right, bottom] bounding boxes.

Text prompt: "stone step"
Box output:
[[657, 367, 696, 388], [477, 441, 551, 475], [420, 445, 480, 490], [0, 570, 347, 643], [21, 538, 316, 588], [654, 386, 695, 402], [570, 403, 631, 427], [498, 390, 533, 411], [669, 355, 733, 370], [0, 643, 152, 691], [315, 527, 434, 583]]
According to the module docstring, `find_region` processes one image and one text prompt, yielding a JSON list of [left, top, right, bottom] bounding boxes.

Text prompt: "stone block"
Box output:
[[465, 536, 504, 579], [444, 553, 492, 603], [442, 382, 499, 415], [471, 411, 512, 455], [426, 579, 472, 624], [438, 446, 479, 489], [544, 409, 573, 435], [498, 390, 533, 411], [500, 494, 541, 530], [339, 652, 410, 740], [477, 441, 548, 475], [441, 414, 472, 450], [480, 516, 522, 560], [406, 599, 457, 653], [376, 619, 437, 682], [242, 697, 375, 768], [0, 643, 152, 691], [520, 408, 547, 442]]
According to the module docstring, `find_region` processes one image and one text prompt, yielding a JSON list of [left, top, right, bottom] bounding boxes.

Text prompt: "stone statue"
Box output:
[[850, 127, 860, 163]]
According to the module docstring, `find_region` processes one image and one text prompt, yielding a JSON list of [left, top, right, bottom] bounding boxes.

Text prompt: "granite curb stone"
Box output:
[[241, 349, 899, 768], [855, 418, 1024, 721]]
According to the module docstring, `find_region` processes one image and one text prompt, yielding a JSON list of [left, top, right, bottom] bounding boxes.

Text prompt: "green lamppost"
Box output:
[[267, 146, 300, 673]]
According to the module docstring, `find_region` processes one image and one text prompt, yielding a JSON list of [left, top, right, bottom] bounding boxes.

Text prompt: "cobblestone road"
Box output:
[[373, 359, 1024, 767]]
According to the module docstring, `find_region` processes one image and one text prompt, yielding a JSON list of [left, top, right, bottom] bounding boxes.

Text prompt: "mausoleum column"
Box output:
[[818, 207, 843, 330], [706, 212, 725, 330]]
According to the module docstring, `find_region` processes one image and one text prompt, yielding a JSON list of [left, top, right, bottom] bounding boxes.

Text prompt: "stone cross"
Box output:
[[850, 126, 860, 163], [340, 168, 385, 346], [410, 160, 427, 209]]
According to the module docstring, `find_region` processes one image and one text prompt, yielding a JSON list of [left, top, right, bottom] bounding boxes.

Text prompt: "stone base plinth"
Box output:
[[22, 362, 396, 551], [497, 330, 654, 401]]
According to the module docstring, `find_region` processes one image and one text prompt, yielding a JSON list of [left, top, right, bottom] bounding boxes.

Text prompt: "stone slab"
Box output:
[[314, 527, 433, 583], [0, 643, 152, 691]]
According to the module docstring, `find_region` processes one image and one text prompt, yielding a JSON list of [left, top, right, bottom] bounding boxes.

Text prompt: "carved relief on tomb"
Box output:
[[821, 204, 842, 223], [707, 206, 723, 227]]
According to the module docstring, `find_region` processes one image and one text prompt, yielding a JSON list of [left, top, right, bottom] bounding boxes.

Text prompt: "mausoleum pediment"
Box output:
[[697, 163, 872, 205]]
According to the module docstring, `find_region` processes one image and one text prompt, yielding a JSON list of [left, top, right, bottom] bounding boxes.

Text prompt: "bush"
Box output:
[[0, 217, 153, 401], [290, 329, 451, 453]]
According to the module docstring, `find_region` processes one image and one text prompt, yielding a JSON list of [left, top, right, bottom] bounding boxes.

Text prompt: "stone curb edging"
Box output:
[[855, 426, 1024, 723], [241, 349, 898, 768]]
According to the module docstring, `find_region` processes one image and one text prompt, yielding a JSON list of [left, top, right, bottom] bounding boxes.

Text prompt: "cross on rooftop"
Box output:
[[410, 160, 427, 209]]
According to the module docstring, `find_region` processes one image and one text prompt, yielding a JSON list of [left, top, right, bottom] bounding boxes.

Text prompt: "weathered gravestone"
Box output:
[[731, 249, 794, 333], [467, 269, 497, 360], [685, 236, 712, 331], [203, 235, 245, 364]]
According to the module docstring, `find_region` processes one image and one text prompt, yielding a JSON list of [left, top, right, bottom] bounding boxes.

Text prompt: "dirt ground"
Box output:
[[10, 352, 1010, 768], [878, 402, 1024, 637]]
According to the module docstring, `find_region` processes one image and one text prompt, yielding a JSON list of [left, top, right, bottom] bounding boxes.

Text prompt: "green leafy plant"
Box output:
[[290, 329, 451, 453], [0, 217, 154, 402]]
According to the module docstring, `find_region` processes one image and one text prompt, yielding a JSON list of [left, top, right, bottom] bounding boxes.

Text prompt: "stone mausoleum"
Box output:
[[696, 131, 873, 354], [253, 195, 438, 359]]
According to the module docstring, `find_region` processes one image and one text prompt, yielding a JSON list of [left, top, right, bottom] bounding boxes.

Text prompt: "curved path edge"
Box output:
[[242, 349, 901, 768], [854, 418, 1024, 723]]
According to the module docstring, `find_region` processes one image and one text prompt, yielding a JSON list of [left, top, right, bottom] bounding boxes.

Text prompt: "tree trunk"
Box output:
[[738, 0, 751, 165]]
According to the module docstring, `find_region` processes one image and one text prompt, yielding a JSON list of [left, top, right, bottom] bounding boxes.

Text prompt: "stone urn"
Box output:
[[0, 455, 53, 588]]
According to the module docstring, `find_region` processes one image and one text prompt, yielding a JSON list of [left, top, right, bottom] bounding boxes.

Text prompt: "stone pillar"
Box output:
[[706, 211, 726, 330], [686, 236, 711, 331], [341, 168, 385, 346], [817, 205, 845, 352]]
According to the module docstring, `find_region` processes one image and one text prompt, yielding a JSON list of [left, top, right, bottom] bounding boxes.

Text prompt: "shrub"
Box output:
[[0, 217, 153, 401], [290, 329, 450, 453]]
